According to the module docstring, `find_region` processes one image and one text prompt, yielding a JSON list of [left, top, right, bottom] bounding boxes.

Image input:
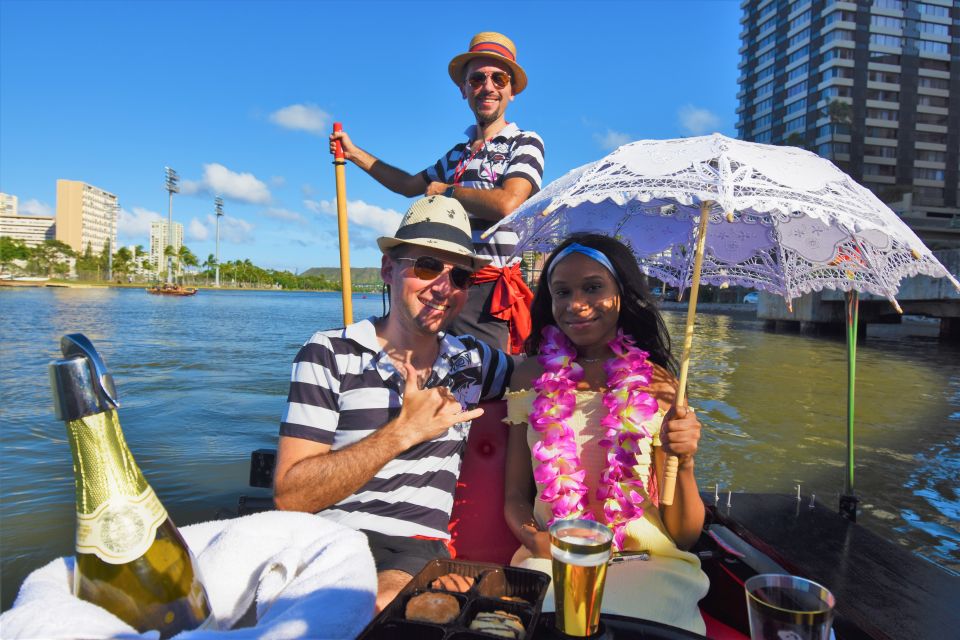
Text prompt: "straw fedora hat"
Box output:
[[377, 196, 492, 269], [448, 32, 528, 94]]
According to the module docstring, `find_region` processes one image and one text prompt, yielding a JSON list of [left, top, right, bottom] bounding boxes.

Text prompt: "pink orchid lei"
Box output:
[[530, 325, 660, 551]]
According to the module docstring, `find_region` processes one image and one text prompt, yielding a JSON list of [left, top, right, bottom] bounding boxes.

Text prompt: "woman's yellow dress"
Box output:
[[505, 389, 709, 635]]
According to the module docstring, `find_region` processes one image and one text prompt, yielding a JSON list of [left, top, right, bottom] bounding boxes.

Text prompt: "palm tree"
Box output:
[[242, 258, 254, 287], [825, 99, 853, 136], [113, 246, 133, 282], [132, 244, 146, 280], [163, 244, 176, 282], [178, 245, 198, 284], [823, 99, 853, 169], [202, 253, 217, 285]]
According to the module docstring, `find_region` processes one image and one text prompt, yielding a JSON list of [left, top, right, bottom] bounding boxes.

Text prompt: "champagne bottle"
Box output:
[[49, 334, 214, 638]]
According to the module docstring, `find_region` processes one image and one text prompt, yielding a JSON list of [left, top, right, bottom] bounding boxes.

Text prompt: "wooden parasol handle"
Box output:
[[661, 201, 711, 506], [333, 122, 353, 326]]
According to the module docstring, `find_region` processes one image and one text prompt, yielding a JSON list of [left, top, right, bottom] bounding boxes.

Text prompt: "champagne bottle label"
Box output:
[[68, 410, 169, 565], [76, 486, 168, 564]]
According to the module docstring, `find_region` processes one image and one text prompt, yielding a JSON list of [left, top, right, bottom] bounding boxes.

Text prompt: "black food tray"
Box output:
[[534, 613, 707, 639], [358, 558, 551, 640]]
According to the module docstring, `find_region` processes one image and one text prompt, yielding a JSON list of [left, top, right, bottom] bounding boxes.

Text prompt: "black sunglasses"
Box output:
[[395, 256, 475, 290], [467, 70, 511, 91]]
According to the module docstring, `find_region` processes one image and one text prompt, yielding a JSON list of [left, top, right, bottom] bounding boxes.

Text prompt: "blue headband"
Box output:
[[547, 243, 621, 286]]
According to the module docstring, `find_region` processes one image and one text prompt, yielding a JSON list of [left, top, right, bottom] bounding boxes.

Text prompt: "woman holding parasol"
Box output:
[[503, 233, 709, 634]]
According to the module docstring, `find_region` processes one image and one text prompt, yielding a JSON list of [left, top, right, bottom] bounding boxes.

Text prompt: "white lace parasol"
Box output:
[[489, 133, 959, 308]]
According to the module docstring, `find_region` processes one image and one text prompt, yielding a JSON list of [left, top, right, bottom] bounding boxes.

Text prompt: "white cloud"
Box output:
[[593, 129, 632, 151], [181, 163, 271, 204], [304, 198, 402, 236], [118, 206, 163, 240], [270, 175, 286, 187], [678, 105, 721, 136], [269, 103, 331, 135], [188, 218, 209, 241], [301, 183, 316, 196], [263, 207, 307, 225], [20, 199, 53, 216], [184, 214, 253, 244], [204, 213, 254, 244]]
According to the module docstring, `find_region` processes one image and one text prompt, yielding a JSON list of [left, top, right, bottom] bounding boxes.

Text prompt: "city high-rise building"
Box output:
[[149, 220, 183, 273], [736, 0, 958, 248], [0, 213, 56, 247], [55, 180, 119, 255], [1, 192, 18, 216]]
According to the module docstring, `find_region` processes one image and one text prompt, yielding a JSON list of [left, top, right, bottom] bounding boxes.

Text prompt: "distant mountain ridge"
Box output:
[[300, 267, 382, 285]]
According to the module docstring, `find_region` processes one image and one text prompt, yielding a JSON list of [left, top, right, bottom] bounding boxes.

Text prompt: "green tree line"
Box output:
[[0, 237, 343, 290]]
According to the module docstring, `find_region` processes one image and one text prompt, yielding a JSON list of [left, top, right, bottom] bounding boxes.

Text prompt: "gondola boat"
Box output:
[[146, 284, 198, 296], [239, 402, 959, 639]]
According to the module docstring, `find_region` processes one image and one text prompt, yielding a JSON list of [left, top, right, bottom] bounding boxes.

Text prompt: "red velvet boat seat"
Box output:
[[448, 399, 516, 564]]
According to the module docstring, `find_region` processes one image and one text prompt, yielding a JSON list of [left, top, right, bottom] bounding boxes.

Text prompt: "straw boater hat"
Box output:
[[448, 32, 528, 95], [377, 196, 492, 269]]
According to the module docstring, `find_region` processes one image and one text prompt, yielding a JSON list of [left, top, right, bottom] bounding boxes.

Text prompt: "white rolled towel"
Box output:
[[0, 510, 377, 639]]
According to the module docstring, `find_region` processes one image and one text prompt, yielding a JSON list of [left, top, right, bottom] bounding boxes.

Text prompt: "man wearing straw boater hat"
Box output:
[[330, 31, 543, 354], [274, 196, 514, 611]]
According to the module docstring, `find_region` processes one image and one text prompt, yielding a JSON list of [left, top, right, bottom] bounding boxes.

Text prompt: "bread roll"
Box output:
[[405, 592, 461, 624]]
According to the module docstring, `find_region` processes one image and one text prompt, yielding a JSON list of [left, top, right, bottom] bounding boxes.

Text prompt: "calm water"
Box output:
[[1, 287, 958, 610]]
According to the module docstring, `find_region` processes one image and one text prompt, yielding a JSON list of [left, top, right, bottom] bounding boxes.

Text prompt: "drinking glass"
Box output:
[[745, 573, 835, 640], [549, 518, 613, 637]]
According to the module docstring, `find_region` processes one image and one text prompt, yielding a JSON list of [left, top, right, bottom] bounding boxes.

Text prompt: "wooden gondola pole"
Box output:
[[332, 122, 353, 326], [661, 200, 712, 506]]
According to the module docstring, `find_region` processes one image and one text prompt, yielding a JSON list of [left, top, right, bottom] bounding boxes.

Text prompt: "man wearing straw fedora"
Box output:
[[274, 196, 514, 611], [330, 31, 543, 354]]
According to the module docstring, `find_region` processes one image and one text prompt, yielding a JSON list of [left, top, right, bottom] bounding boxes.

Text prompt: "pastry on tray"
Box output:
[[500, 595, 527, 603], [405, 592, 461, 624], [430, 572, 476, 592], [469, 610, 525, 638]]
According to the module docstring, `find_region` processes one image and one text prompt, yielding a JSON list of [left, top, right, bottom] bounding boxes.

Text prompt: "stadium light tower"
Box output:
[[214, 196, 224, 287], [164, 166, 180, 284], [106, 200, 118, 281]]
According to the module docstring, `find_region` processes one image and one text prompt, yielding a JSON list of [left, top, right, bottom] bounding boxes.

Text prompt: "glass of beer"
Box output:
[[549, 518, 613, 637], [745, 573, 836, 640]]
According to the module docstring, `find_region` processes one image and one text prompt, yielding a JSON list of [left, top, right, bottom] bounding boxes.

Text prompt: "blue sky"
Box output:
[[0, 0, 742, 270]]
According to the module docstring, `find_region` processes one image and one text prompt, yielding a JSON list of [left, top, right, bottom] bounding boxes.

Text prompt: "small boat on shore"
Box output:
[[0, 277, 49, 288], [146, 284, 198, 296]]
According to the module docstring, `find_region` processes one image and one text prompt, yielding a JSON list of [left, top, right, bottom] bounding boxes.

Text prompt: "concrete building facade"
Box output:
[[149, 220, 183, 274], [55, 180, 119, 255], [0, 214, 56, 247], [736, 0, 959, 248]]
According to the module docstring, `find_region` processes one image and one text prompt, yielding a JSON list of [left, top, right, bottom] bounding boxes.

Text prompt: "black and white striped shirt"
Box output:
[[279, 318, 513, 539], [422, 123, 545, 268]]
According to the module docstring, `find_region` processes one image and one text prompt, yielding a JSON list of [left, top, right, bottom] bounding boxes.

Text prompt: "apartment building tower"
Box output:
[[0, 213, 56, 247], [149, 220, 183, 274], [736, 0, 959, 248], [55, 180, 119, 255], [1, 192, 55, 247]]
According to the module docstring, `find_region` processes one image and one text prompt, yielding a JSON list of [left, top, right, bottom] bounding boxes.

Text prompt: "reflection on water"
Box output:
[[1, 287, 958, 610]]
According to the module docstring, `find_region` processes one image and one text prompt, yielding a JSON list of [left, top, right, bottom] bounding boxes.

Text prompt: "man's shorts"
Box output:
[[360, 529, 451, 576]]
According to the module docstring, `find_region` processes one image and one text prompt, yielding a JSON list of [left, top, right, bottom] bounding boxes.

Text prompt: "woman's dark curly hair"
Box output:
[[524, 233, 677, 375]]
